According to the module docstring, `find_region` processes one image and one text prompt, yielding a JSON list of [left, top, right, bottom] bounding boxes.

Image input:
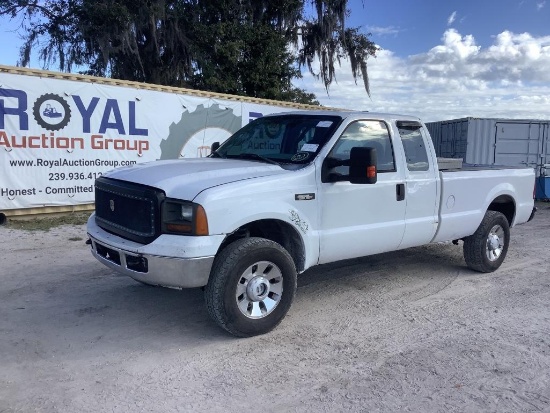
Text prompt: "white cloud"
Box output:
[[537, 1, 546, 10], [447, 11, 457, 26], [366, 26, 401, 37], [295, 29, 550, 122], [424, 29, 480, 60]]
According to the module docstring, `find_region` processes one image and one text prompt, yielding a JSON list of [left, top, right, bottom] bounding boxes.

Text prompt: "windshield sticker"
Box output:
[[300, 143, 319, 152], [317, 121, 333, 127], [291, 152, 310, 162]]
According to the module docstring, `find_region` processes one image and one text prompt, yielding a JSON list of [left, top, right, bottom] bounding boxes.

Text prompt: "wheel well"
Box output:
[[488, 195, 515, 226], [218, 220, 306, 272]]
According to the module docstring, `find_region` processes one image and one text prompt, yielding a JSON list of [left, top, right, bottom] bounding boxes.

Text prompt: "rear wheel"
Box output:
[[463, 210, 510, 273], [205, 237, 297, 337]]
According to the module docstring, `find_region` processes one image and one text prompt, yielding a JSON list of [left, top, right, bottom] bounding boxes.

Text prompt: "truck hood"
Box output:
[[103, 158, 288, 200]]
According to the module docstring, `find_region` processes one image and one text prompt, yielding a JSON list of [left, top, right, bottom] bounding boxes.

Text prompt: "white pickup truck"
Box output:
[[87, 111, 536, 337]]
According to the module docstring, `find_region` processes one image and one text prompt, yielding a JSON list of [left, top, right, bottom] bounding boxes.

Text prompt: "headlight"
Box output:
[[180, 204, 193, 221], [161, 200, 209, 236]]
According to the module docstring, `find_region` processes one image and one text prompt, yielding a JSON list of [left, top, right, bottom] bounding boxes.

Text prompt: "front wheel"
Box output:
[[205, 237, 297, 337], [463, 210, 510, 273]]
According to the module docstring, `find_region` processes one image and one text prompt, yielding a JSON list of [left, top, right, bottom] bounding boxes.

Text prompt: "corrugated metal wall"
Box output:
[[493, 121, 548, 169], [425, 118, 469, 159], [426, 117, 550, 199], [465, 118, 497, 165], [426, 117, 549, 168]]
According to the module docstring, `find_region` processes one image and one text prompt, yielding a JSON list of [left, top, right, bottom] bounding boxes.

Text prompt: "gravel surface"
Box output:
[[1, 204, 549, 412]]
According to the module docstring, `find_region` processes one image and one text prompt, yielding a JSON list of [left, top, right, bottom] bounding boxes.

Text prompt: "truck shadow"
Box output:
[[298, 242, 467, 288], [79, 242, 467, 343], [3, 241, 471, 360]]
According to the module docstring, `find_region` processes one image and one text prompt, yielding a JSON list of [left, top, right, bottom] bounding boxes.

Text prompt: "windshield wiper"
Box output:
[[228, 153, 280, 166]]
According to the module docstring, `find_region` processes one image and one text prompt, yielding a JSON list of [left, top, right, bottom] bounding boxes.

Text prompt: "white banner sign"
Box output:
[[0, 72, 294, 210]]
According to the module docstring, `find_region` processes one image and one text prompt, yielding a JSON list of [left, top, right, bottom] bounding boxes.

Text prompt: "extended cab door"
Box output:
[[395, 121, 439, 248], [318, 120, 407, 264]]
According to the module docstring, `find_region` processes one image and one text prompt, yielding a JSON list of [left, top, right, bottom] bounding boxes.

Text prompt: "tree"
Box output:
[[0, 0, 378, 104]]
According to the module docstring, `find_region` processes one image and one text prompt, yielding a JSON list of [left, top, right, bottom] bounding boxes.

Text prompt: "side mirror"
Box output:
[[349, 147, 377, 184], [211, 141, 220, 152]]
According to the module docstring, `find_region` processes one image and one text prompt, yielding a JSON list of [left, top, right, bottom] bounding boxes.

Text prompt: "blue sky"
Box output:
[[2, 0, 550, 121], [298, 0, 550, 120], [351, 0, 549, 55]]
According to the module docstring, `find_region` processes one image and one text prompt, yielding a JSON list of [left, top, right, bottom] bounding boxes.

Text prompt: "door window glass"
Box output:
[[328, 120, 395, 175], [398, 125, 430, 171]]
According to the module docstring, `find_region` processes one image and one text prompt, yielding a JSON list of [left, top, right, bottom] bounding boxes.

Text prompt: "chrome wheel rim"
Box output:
[[236, 261, 283, 319], [486, 224, 505, 262]]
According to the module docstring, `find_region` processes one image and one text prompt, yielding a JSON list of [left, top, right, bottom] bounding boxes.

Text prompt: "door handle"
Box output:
[[396, 183, 405, 201]]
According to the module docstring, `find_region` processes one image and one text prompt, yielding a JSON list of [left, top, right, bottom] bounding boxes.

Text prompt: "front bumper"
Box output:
[[87, 213, 222, 288]]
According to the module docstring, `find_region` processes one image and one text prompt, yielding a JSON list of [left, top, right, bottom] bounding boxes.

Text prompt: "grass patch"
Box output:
[[6, 212, 91, 231]]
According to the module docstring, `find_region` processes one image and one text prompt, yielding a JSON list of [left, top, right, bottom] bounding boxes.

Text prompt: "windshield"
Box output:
[[214, 114, 342, 165]]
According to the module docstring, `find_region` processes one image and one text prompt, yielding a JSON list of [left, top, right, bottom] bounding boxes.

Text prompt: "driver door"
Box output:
[[318, 120, 407, 264]]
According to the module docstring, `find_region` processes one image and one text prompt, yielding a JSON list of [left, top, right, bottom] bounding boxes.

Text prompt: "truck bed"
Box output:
[[438, 157, 530, 171], [432, 166, 535, 243]]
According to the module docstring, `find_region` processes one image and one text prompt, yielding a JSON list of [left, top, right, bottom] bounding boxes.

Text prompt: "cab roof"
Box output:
[[264, 110, 422, 123]]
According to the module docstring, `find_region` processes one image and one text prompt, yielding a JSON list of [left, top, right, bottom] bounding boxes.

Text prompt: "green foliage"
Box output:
[[1, 0, 378, 104]]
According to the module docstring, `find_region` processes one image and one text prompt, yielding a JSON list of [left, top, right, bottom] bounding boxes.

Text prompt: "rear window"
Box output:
[[397, 122, 430, 172]]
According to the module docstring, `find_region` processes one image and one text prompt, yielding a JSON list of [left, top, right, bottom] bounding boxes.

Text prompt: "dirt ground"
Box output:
[[1, 204, 549, 413]]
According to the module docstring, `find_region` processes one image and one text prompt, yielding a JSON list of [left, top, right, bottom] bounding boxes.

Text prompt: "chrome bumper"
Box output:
[[88, 235, 214, 288]]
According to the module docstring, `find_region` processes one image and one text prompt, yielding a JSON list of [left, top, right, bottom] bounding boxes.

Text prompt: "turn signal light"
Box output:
[[166, 223, 192, 233], [367, 166, 377, 178], [195, 205, 209, 236]]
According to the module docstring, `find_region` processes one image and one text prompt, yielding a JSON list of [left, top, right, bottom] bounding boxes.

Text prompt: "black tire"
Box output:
[[463, 210, 510, 273], [205, 237, 297, 337]]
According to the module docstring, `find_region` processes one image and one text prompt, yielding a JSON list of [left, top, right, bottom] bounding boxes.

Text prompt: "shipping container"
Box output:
[[426, 117, 550, 199]]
